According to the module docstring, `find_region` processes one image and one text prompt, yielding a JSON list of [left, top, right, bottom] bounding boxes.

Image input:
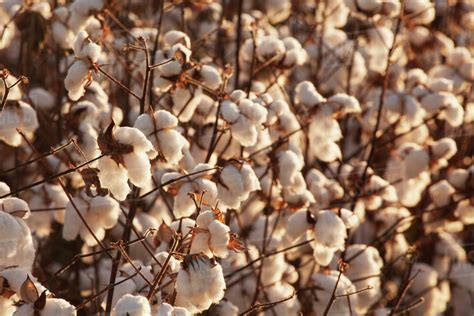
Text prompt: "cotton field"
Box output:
[[0, 0, 473, 315]]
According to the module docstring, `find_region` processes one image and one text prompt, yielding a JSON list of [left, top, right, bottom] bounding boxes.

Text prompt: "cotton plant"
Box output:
[[174, 254, 226, 314], [0, 100, 39, 147], [62, 191, 120, 246], [344, 0, 400, 17], [69, 0, 105, 33], [96, 123, 157, 201], [64, 30, 102, 101]]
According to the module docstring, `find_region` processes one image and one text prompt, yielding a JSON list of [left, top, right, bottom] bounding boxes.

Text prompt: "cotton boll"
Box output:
[[0, 206, 35, 269], [112, 294, 150, 316], [64, 60, 90, 101], [0, 182, 10, 195], [199, 65, 222, 90], [430, 138, 457, 161], [312, 271, 358, 315], [286, 209, 312, 240], [429, 180, 455, 207], [163, 30, 191, 49], [312, 211, 346, 266], [256, 36, 285, 63], [156, 303, 191, 316], [0, 101, 39, 147], [344, 245, 383, 312], [14, 298, 76, 316], [448, 168, 470, 190], [98, 156, 130, 201], [175, 254, 226, 313], [294, 81, 325, 108], [28, 88, 55, 111]]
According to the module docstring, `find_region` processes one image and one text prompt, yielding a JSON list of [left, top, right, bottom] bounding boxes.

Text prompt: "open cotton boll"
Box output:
[[328, 93, 361, 114], [97, 156, 129, 201], [0, 201, 35, 269], [175, 254, 226, 314], [112, 294, 150, 316], [156, 303, 191, 316], [344, 245, 383, 311], [286, 209, 312, 240], [14, 298, 76, 316], [312, 271, 358, 315], [191, 210, 231, 258], [28, 88, 55, 111], [311, 210, 346, 266], [448, 168, 471, 190], [163, 30, 191, 49], [0, 182, 10, 195], [0, 100, 39, 147], [404, 0, 435, 25], [430, 138, 457, 161], [278, 149, 303, 188], [63, 194, 120, 246], [69, 0, 105, 32], [429, 180, 455, 207], [294, 81, 325, 108], [255, 36, 285, 62], [64, 60, 90, 101], [199, 65, 222, 90], [171, 86, 202, 122]]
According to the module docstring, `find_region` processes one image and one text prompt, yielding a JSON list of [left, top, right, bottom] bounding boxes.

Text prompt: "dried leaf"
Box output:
[[34, 290, 47, 311], [20, 276, 39, 304]]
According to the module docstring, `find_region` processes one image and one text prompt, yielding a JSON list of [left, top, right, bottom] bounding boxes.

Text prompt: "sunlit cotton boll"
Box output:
[[312, 271, 358, 315], [217, 162, 261, 209], [14, 298, 76, 316], [190, 210, 231, 258], [311, 210, 347, 266], [97, 126, 157, 201], [112, 294, 150, 316]]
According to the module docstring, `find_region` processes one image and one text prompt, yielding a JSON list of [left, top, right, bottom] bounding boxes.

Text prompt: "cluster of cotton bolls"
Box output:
[[0, 0, 474, 315]]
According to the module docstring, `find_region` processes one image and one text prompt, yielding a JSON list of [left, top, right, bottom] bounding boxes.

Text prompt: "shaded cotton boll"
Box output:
[[282, 37, 308, 68], [112, 294, 150, 316], [306, 169, 343, 208], [14, 298, 76, 316], [134, 110, 188, 164], [28, 87, 55, 111], [156, 303, 191, 316], [62, 193, 120, 246], [217, 162, 260, 209], [0, 100, 39, 147], [98, 126, 157, 201], [278, 149, 303, 188], [448, 168, 472, 190], [307, 111, 342, 162], [374, 207, 411, 236], [429, 180, 455, 207], [0, 182, 10, 195], [24, 184, 68, 237], [404, 0, 435, 25], [344, 245, 384, 313], [163, 30, 191, 49], [311, 210, 347, 266], [161, 164, 217, 218], [69, 0, 105, 33], [101, 277, 137, 311], [0, 198, 35, 269], [286, 209, 312, 240], [265, 282, 300, 315], [51, 7, 75, 50], [454, 199, 474, 224], [175, 254, 226, 314], [213, 300, 238, 316], [190, 210, 231, 258], [430, 138, 457, 161], [312, 271, 358, 315], [255, 36, 286, 63]]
